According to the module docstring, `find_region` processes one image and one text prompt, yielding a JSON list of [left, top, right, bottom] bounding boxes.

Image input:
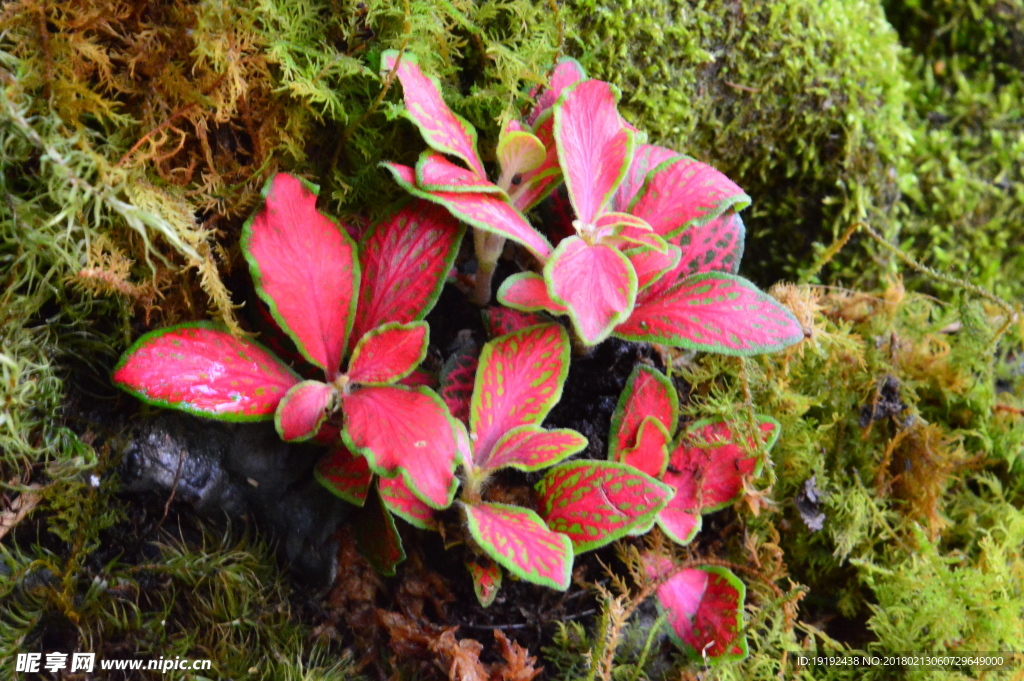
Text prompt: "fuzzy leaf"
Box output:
[[315, 446, 372, 507], [482, 307, 549, 338], [416, 151, 505, 194], [466, 558, 503, 608], [615, 273, 805, 355], [470, 324, 570, 465], [351, 200, 463, 347], [497, 126, 546, 177], [354, 488, 406, 576], [554, 80, 634, 225], [626, 244, 682, 290], [628, 157, 750, 239], [463, 502, 573, 590], [511, 112, 562, 212], [275, 380, 339, 442], [243, 173, 358, 378], [342, 385, 457, 509], [382, 51, 485, 177], [112, 323, 299, 421], [647, 559, 748, 663], [347, 322, 428, 386], [439, 351, 479, 425], [536, 460, 672, 553], [496, 273, 567, 314], [620, 417, 671, 480], [481, 425, 588, 473], [528, 57, 586, 125], [544, 237, 638, 346], [674, 212, 745, 278], [608, 365, 678, 461], [384, 163, 552, 261], [379, 475, 438, 530], [614, 144, 680, 211]]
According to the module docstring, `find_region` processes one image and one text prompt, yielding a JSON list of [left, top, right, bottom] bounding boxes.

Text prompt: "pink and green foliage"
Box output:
[[315, 446, 371, 507], [463, 502, 573, 591], [113, 173, 465, 510], [607, 365, 678, 479], [481, 307, 548, 339], [466, 558, 503, 608], [646, 557, 749, 664]]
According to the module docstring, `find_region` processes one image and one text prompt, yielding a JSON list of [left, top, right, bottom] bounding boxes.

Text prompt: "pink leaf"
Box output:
[[544, 237, 638, 346], [379, 475, 439, 530], [470, 324, 570, 465], [384, 163, 553, 261], [351, 200, 463, 347], [463, 502, 573, 590], [536, 460, 672, 553], [275, 380, 339, 442], [656, 508, 702, 546], [626, 244, 682, 290], [496, 273, 567, 314], [480, 424, 588, 472], [592, 212, 656, 241], [112, 323, 299, 421], [466, 558, 503, 608], [342, 385, 457, 509], [647, 560, 748, 663], [673, 212, 745, 277], [382, 50, 485, 177], [354, 488, 406, 576], [527, 58, 587, 125], [243, 173, 358, 378], [553, 80, 634, 225], [628, 157, 750, 239], [613, 144, 680, 212], [619, 417, 671, 479], [608, 365, 678, 462], [416, 151, 505, 194], [482, 307, 549, 338], [510, 113, 561, 213], [347, 322, 428, 386], [315, 446, 372, 507], [439, 351, 479, 425], [616, 273, 805, 355]]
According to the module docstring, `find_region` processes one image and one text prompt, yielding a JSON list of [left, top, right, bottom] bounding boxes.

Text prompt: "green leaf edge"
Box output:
[[347, 320, 430, 386], [607, 364, 679, 461], [274, 380, 338, 442], [414, 150, 506, 197], [481, 424, 588, 473], [314, 454, 371, 508], [466, 559, 503, 608], [658, 565, 749, 664]]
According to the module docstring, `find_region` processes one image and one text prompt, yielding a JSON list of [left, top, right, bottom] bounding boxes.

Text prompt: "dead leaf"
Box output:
[[493, 630, 542, 681], [0, 482, 42, 542]]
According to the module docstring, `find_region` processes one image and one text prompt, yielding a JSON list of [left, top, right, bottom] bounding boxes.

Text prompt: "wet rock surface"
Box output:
[[119, 413, 349, 586]]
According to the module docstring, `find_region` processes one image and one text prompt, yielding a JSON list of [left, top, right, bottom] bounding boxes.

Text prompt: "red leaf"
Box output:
[[112, 323, 299, 421], [384, 163, 553, 261], [275, 380, 339, 442], [613, 144, 679, 212], [527, 58, 586, 125], [382, 50, 485, 177], [647, 560, 749, 663], [347, 322, 428, 386], [463, 502, 573, 590], [439, 351, 478, 425], [465, 558, 503, 608], [619, 417, 670, 479], [482, 307, 549, 338], [480, 425, 588, 472], [315, 445, 372, 507], [510, 112, 561, 213], [628, 157, 750, 239], [379, 475, 439, 530], [416, 151, 505, 194], [243, 173, 358, 378], [616, 273, 805, 355], [553, 80, 634, 225], [656, 508, 702, 546], [672, 212, 745, 277], [354, 487, 406, 576], [495, 273, 567, 314], [470, 324, 570, 465], [608, 365, 678, 462], [536, 461, 672, 553], [342, 385, 457, 509], [626, 244, 682, 290], [544, 237, 637, 346], [351, 200, 463, 347]]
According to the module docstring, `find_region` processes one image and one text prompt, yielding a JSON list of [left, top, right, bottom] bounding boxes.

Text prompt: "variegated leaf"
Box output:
[[481, 424, 588, 473], [463, 501, 573, 590], [275, 380, 339, 442], [626, 244, 682, 290], [527, 57, 586, 125], [315, 446, 372, 507], [673, 212, 745, 278], [496, 273, 567, 314], [481, 307, 549, 338], [416, 150, 505, 194], [466, 558, 503, 608], [379, 475, 438, 530], [619, 417, 671, 480], [346, 322, 428, 386], [608, 365, 678, 461], [613, 144, 680, 212], [439, 351, 479, 425]]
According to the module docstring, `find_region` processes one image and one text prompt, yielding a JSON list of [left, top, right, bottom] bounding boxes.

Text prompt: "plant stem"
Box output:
[[472, 230, 506, 305]]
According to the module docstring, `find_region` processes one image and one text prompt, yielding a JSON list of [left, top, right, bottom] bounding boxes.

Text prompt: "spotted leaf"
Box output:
[[347, 322, 428, 386], [315, 446, 372, 507], [112, 323, 299, 421], [463, 502, 573, 590], [536, 460, 672, 553], [275, 380, 339, 442], [615, 273, 805, 355], [243, 173, 358, 378], [673, 212, 745, 278]]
